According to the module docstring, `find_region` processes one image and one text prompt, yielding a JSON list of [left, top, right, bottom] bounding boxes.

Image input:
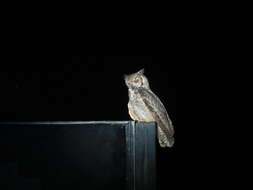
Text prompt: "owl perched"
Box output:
[[124, 69, 174, 147]]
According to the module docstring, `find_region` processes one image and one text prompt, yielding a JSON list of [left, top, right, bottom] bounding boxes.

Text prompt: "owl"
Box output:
[[124, 69, 174, 147]]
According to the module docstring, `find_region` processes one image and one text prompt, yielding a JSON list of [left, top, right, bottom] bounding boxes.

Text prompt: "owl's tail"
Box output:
[[157, 127, 174, 147]]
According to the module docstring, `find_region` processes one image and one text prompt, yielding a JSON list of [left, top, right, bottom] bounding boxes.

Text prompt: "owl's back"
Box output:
[[128, 87, 174, 147]]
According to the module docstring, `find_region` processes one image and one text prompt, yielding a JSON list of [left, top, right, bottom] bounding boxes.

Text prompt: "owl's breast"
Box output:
[[128, 89, 154, 122]]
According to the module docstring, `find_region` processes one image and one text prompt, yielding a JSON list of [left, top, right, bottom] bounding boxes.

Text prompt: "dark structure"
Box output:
[[0, 121, 156, 190]]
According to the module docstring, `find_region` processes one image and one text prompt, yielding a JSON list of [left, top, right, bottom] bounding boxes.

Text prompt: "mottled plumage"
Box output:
[[124, 69, 174, 147]]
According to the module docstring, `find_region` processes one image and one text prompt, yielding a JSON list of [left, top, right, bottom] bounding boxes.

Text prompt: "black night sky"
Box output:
[[0, 56, 176, 122], [0, 56, 191, 189]]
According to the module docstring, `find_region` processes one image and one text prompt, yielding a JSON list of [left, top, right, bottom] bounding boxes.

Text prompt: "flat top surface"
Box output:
[[0, 121, 132, 125]]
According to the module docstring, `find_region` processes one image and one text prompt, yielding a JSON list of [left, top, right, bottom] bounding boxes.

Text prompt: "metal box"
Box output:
[[0, 121, 156, 190]]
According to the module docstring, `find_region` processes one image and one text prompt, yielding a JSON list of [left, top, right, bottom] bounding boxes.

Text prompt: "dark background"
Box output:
[[0, 56, 182, 189]]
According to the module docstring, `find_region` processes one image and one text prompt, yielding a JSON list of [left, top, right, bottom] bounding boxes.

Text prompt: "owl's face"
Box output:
[[124, 69, 150, 89]]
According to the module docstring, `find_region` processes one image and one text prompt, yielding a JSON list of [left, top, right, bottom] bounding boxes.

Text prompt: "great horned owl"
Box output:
[[124, 69, 174, 147]]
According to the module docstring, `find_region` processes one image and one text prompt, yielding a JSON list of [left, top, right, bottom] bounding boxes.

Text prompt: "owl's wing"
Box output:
[[138, 88, 174, 147]]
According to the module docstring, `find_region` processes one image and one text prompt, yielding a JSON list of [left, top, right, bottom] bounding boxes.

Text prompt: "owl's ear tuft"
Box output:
[[137, 68, 144, 74]]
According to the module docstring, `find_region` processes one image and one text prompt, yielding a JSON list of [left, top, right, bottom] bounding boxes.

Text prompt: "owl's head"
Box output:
[[124, 69, 150, 89]]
